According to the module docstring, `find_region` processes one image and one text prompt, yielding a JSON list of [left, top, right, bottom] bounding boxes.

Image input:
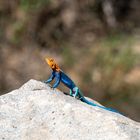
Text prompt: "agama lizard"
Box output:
[[43, 57, 120, 114]]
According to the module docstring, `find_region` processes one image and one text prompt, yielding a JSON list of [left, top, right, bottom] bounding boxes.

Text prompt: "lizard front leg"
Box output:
[[52, 72, 61, 88], [43, 73, 54, 84]]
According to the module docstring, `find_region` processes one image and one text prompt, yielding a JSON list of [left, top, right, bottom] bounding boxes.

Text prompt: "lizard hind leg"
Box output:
[[69, 89, 73, 96], [73, 87, 79, 98]]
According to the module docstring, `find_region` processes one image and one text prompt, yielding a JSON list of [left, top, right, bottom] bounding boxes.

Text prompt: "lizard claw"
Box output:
[[73, 94, 76, 98], [48, 85, 54, 90], [73, 93, 78, 98], [42, 80, 46, 83], [51, 87, 54, 90]]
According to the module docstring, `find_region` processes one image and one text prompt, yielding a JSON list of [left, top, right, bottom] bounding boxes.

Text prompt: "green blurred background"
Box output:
[[0, 0, 140, 121]]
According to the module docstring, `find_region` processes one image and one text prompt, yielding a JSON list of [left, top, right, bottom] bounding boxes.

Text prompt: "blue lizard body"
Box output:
[[44, 58, 121, 114], [44, 70, 76, 89]]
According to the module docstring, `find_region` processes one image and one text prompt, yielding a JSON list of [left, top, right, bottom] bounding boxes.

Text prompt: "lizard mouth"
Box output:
[[45, 57, 54, 67], [45, 58, 51, 65]]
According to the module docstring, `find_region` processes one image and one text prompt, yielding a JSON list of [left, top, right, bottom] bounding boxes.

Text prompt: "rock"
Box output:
[[0, 79, 140, 140]]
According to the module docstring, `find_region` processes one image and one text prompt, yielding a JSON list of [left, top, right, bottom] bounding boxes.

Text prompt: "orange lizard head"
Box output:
[[45, 57, 60, 72]]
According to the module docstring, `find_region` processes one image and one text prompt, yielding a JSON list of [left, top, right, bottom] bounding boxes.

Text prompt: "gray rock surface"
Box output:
[[0, 79, 140, 140]]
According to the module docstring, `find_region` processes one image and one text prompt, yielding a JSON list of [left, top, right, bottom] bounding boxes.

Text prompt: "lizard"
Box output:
[[43, 57, 120, 114]]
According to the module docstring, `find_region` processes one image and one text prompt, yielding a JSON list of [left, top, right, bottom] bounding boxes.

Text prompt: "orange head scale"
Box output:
[[45, 57, 60, 72]]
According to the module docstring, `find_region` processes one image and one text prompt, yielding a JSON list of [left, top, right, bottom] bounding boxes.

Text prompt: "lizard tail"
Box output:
[[80, 97, 121, 114]]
